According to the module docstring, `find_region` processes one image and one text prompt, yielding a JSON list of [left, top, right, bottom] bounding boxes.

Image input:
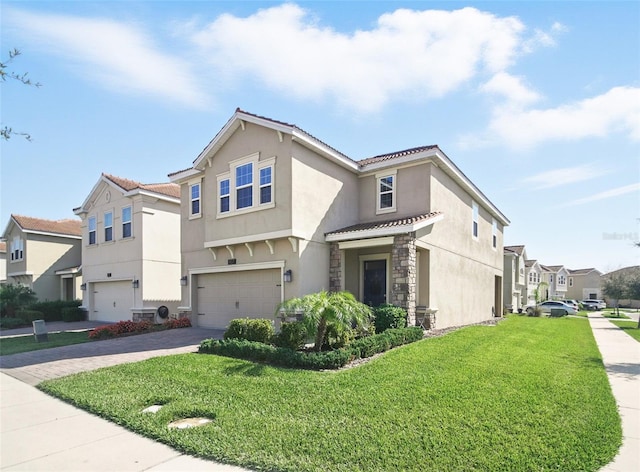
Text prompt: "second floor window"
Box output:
[[220, 179, 230, 213], [558, 275, 566, 285], [190, 183, 201, 217], [10, 236, 23, 261], [260, 166, 272, 204], [88, 216, 96, 245], [472, 201, 479, 239], [122, 206, 132, 238], [236, 162, 253, 209], [376, 171, 396, 214], [492, 219, 497, 248], [569, 277, 573, 287], [104, 211, 113, 242]]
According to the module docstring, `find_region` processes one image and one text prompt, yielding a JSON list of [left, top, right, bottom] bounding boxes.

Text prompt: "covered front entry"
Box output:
[[196, 268, 282, 329]]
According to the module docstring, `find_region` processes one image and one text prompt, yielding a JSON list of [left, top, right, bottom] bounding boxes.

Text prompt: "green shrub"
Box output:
[[373, 304, 407, 333], [224, 318, 275, 344], [528, 306, 543, 317], [0, 317, 28, 329], [16, 309, 45, 323], [29, 299, 82, 322], [273, 321, 307, 350], [61, 306, 87, 322], [0, 284, 37, 317], [200, 326, 424, 370]]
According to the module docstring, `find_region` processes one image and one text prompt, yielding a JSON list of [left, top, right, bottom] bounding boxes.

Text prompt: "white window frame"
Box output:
[[189, 181, 201, 219], [569, 277, 573, 287], [376, 170, 397, 215], [217, 153, 276, 218], [88, 216, 97, 246], [259, 165, 273, 205], [558, 275, 566, 286], [104, 211, 113, 242], [219, 177, 230, 214], [122, 206, 132, 239], [492, 218, 497, 249], [472, 201, 479, 240], [10, 236, 24, 262], [235, 162, 254, 210]]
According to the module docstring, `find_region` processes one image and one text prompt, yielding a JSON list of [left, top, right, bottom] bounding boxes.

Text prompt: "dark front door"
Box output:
[[363, 259, 387, 307]]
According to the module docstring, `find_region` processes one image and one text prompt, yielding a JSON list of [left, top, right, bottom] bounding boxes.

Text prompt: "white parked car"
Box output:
[[562, 300, 580, 312], [582, 299, 606, 310], [526, 301, 577, 316]]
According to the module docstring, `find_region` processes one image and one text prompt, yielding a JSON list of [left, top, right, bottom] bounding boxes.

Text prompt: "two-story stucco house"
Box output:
[[567, 268, 602, 301], [73, 174, 181, 323], [503, 245, 527, 312], [170, 109, 509, 330], [523, 260, 543, 305], [1, 215, 82, 301], [540, 265, 569, 300]]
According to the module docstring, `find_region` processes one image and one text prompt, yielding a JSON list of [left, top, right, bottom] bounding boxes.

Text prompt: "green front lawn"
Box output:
[[39, 316, 621, 472], [609, 320, 640, 342], [0, 331, 92, 356]]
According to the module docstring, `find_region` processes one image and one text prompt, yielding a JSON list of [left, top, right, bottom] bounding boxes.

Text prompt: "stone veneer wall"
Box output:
[[329, 242, 342, 292], [391, 233, 417, 326]]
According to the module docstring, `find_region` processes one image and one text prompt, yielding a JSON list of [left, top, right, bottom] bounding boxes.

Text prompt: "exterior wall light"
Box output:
[[80, 283, 87, 291], [132, 279, 139, 289], [180, 275, 188, 286], [283, 269, 293, 283]]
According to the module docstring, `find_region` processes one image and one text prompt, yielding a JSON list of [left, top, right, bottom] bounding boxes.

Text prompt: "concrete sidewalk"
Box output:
[[589, 313, 640, 472]]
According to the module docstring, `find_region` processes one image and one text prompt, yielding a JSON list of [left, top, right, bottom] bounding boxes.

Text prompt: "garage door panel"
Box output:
[[93, 281, 131, 323], [197, 269, 281, 329]]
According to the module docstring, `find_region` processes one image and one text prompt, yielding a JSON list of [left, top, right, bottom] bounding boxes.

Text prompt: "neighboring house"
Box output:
[[0, 241, 7, 286], [1, 215, 82, 301], [503, 245, 527, 312], [566, 268, 602, 301], [73, 174, 181, 323], [170, 109, 509, 330], [524, 259, 543, 305], [540, 265, 569, 300], [602, 266, 639, 308]]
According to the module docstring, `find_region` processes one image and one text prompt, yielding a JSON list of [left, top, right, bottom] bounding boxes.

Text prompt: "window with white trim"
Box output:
[[492, 218, 497, 248], [260, 166, 272, 204], [217, 153, 276, 217], [376, 171, 397, 214], [88, 216, 96, 245], [558, 275, 566, 286], [550, 275, 554, 283], [472, 201, 479, 239], [569, 277, 573, 287], [236, 162, 253, 209], [10, 236, 23, 261], [122, 206, 132, 239], [219, 179, 230, 213], [104, 211, 113, 242], [190, 183, 201, 217]]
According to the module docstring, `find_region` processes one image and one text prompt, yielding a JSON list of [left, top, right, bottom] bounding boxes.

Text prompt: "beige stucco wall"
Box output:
[[567, 272, 602, 300], [79, 180, 180, 317], [0, 251, 6, 283], [5, 225, 81, 301]]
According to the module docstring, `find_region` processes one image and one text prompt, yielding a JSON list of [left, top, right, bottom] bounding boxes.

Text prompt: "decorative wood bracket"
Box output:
[[244, 242, 254, 257], [225, 245, 235, 259], [288, 237, 298, 253], [265, 239, 275, 255], [208, 248, 217, 261]]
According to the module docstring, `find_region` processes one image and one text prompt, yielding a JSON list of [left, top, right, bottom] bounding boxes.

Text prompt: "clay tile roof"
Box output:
[[12, 214, 82, 237], [326, 211, 442, 236], [103, 174, 180, 199], [357, 145, 439, 167], [0, 241, 6, 252]]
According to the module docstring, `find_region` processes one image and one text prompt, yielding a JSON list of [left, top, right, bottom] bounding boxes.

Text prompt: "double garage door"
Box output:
[[197, 269, 281, 329], [92, 281, 131, 323]]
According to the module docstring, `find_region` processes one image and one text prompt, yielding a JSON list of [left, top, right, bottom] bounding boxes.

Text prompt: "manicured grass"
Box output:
[[0, 331, 92, 356], [39, 316, 621, 472], [609, 320, 640, 342]]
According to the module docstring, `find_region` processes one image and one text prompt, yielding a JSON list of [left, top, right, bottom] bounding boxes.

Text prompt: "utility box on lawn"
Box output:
[[549, 308, 565, 318], [32, 320, 49, 342]]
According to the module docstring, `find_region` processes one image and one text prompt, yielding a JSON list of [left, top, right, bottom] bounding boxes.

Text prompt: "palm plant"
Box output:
[[276, 290, 372, 351]]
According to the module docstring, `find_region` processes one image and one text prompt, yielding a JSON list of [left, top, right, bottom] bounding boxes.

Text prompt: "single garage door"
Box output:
[[92, 281, 132, 322], [197, 269, 281, 329]]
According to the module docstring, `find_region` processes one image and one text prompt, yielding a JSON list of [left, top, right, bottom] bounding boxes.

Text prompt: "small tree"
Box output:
[[625, 272, 640, 328], [276, 290, 372, 351], [602, 272, 628, 317], [0, 284, 38, 317]]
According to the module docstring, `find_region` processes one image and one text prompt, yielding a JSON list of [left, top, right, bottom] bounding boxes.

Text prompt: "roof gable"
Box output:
[[3, 214, 81, 239]]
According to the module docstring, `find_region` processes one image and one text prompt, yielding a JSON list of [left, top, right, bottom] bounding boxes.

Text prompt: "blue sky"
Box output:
[[1, 1, 638, 273]]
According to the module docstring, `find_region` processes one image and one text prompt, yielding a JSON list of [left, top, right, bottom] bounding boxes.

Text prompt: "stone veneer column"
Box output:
[[329, 242, 342, 293], [391, 233, 417, 326]]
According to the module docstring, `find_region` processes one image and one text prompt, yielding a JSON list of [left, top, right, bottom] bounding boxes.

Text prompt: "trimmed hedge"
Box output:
[[30, 300, 82, 322], [61, 306, 87, 322], [272, 321, 307, 350], [199, 326, 424, 370], [0, 317, 28, 329], [373, 304, 407, 333], [16, 309, 45, 324], [224, 318, 275, 344]]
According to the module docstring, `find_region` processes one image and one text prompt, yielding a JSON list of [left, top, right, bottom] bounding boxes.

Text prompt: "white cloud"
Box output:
[[562, 183, 640, 207], [522, 164, 609, 189], [188, 4, 527, 112], [480, 72, 541, 107], [467, 86, 640, 149], [5, 8, 208, 108]]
